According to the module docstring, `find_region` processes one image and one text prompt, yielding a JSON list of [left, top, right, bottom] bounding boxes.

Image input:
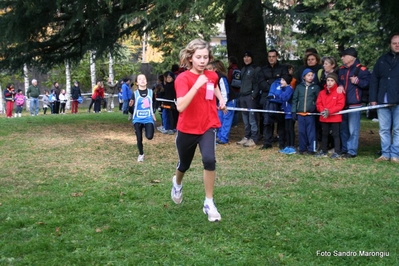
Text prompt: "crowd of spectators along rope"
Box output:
[[2, 33, 399, 164], [229, 34, 399, 163], [1, 78, 122, 117]]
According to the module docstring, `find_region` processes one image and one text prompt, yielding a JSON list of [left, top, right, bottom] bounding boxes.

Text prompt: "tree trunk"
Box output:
[[225, 0, 267, 68], [24, 64, 30, 111], [90, 51, 96, 89], [65, 60, 71, 110]]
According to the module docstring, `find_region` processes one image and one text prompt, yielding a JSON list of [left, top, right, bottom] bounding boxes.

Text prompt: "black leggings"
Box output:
[[60, 103, 66, 113], [175, 128, 217, 172], [284, 119, 295, 147], [134, 123, 154, 155], [321, 122, 340, 154]]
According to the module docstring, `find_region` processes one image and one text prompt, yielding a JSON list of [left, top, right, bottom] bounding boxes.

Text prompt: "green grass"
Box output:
[[0, 111, 398, 265]]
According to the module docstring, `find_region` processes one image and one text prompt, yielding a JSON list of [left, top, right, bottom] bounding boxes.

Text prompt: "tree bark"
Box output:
[[225, 0, 267, 68]]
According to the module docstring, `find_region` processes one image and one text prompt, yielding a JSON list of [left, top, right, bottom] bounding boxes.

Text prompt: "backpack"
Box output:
[[353, 64, 369, 103], [230, 68, 241, 89]]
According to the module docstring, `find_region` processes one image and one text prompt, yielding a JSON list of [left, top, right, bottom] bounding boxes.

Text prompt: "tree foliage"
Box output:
[[292, 0, 397, 68], [0, 0, 398, 74]]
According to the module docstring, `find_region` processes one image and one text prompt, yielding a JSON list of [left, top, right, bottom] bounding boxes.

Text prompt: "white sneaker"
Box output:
[[203, 202, 221, 222], [243, 139, 256, 147], [171, 176, 183, 204], [18, 113, 22, 117], [137, 154, 144, 162], [236, 137, 248, 145]]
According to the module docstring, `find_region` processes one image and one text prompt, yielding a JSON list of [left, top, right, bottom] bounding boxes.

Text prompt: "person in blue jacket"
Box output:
[[337, 47, 371, 158]]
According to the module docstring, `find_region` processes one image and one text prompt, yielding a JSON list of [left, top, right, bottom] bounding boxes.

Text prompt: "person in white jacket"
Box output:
[[59, 89, 68, 114]]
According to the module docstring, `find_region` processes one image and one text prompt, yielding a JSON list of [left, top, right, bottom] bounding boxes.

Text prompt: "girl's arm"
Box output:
[[214, 85, 226, 111]]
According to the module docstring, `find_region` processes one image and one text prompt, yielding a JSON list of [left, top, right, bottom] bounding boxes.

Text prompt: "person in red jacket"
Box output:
[[315, 73, 346, 159], [92, 81, 105, 113], [4, 84, 16, 118]]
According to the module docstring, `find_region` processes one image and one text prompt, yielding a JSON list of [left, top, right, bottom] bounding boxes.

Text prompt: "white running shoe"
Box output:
[[236, 137, 248, 145], [203, 202, 221, 222], [137, 154, 144, 162], [171, 176, 183, 204]]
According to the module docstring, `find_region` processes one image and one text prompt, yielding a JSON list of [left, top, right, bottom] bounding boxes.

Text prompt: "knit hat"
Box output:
[[243, 51, 253, 58], [326, 73, 339, 84], [340, 47, 357, 58], [281, 74, 293, 84], [302, 68, 314, 78]]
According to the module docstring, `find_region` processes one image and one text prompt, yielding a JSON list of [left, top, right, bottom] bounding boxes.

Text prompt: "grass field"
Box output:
[[0, 110, 398, 265]]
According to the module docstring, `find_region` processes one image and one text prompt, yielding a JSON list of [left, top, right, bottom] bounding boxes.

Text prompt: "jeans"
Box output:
[[217, 100, 236, 143], [377, 106, 399, 159], [122, 100, 129, 114], [30, 97, 39, 115], [239, 94, 258, 142], [340, 110, 361, 156], [162, 108, 170, 130]]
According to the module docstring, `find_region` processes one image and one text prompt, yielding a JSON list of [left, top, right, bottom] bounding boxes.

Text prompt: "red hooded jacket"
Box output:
[[316, 83, 346, 123]]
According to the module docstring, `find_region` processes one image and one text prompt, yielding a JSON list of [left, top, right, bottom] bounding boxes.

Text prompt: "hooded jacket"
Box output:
[[316, 83, 346, 123]]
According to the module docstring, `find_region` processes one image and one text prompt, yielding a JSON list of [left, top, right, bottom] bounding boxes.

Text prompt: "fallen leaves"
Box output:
[[95, 226, 110, 233]]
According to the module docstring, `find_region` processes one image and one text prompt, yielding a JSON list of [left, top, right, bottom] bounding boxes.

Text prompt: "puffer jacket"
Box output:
[[369, 51, 399, 104]]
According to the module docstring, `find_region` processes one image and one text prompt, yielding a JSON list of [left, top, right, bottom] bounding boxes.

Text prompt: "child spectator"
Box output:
[[4, 84, 16, 118], [291, 68, 320, 155], [153, 75, 165, 131], [14, 89, 25, 117], [118, 87, 123, 111], [59, 89, 68, 114], [129, 74, 156, 162], [161, 71, 178, 134], [42, 90, 49, 115], [49, 90, 56, 114], [207, 60, 236, 144], [153, 83, 165, 131], [275, 75, 295, 154], [287, 64, 297, 89], [315, 73, 346, 159]]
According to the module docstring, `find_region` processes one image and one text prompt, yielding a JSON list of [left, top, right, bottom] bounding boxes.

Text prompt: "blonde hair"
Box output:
[[179, 39, 213, 69]]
